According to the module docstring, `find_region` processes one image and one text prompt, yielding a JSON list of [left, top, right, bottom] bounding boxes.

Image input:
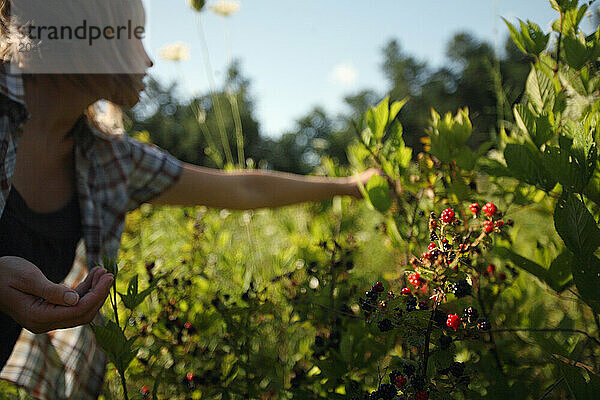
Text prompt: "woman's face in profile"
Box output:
[[93, 37, 154, 108]]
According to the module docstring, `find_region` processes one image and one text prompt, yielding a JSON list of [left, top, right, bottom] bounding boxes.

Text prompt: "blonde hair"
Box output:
[[0, 0, 147, 136]]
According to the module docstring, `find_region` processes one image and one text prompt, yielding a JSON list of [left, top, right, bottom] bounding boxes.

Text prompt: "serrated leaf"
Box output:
[[366, 96, 389, 140], [547, 251, 574, 292], [571, 256, 600, 314], [389, 97, 408, 123], [563, 35, 589, 70], [526, 67, 555, 115], [554, 192, 600, 258], [366, 175, 392, 213], [91, 320, 137, 372], [504, 143, 556, 190], [503, 18, 527, 54]]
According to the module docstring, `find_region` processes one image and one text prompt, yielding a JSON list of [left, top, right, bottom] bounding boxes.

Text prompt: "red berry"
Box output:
[[482, 202, 497, 217], [408, 273, 421, 287], [495, 220, 504, 229], [422, 251, 432, 260], [140, 385, 150, 395], [415, 390, 429, 400], [186, 372, 194, 381], [428, 242, 437, 250], [469, 203, 480, 215], [395, 375, 407, 387], [483, 220, 494, 233], [373, 281, 385, 293], [486, 264, 496, 275], [184, 321, 192, 330], [446, 314, 460, 330], [441, 208, 455, 223], [401, 287, 412, 295], [499, 272, 507, 281]]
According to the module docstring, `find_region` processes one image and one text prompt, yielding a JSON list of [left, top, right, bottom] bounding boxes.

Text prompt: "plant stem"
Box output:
[[422, 301, 438, 377], [491, 327, 600, 347]]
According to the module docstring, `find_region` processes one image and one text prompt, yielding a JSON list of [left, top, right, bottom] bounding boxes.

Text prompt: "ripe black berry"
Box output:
[[463, 306, 479, 324], [449, 362, 465, 377], [450, 280, 472, 298], [377, 383, 397, 400], [373, 281, 385, 293], [439, 334, 452, 349], [378, 318, 394, 332], [477, 319, 491, 331], [406, 296, 417, 307], [314, 335, 325, 347], [403, 364, 416, 376], [411, 374, 426, 389], [429, 232, 438, 241]]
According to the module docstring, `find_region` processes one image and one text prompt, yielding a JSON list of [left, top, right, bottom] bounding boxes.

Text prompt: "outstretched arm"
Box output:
[[148, 162, 381, 210]]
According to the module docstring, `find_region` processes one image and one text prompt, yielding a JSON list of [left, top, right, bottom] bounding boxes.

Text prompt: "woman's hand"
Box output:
[[345, 168, 386, 199], [0, 256, 114, 334]]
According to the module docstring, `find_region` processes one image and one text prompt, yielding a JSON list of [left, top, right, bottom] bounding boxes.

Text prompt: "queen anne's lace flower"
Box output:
[[208, 0, 241, 17], [158, 42, 190, 62]]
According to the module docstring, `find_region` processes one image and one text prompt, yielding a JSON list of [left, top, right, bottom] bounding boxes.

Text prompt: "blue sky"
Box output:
[[141, 1, 592, 138]]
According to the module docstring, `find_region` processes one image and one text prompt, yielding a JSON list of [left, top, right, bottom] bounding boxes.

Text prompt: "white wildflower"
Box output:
[[157, 41, 190, 62], [208, 0, 241, 17]]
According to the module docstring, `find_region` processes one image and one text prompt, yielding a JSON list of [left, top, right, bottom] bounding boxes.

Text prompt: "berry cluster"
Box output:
[[356, 202, 510, 396]]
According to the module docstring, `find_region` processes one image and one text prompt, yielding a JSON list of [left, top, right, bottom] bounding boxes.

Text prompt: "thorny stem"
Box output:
[[475, 280, 505, 375], [492, 328, 600, 347], [422, 301, 439, 377]]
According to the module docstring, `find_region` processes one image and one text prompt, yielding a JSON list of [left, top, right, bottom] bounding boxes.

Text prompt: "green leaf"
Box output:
[[554, 191, 600, 258], [557, 357, 600, 398], [563, 35, 589, 70], [494, 247, 551, 285], [503, 18, 527, 54], [389, 97, 408, 123], [118, 275, 155, 310], [366, 96, 389, 140], [101, 254, 119, 278], [504, 143, 556, 190], [366, 175, 392, 213], [572, 255, 600, 314], [526, 67, 555, 115], [90, 320, 138, 373], [547, 251, 574, 292]]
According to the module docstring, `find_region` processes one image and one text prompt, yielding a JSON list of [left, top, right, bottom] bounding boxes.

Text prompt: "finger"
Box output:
[[56, 273, 114, 328], [74, 266, 104, 298], [29, 273, 114, 329], [91, 267, 107, 288], [14, 266, 81, 306]]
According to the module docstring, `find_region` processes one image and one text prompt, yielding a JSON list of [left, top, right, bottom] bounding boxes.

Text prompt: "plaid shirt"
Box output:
[[0, 63, 184, 399]]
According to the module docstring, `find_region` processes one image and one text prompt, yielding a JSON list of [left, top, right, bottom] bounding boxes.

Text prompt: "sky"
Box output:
[[140, 0, 594, 138]]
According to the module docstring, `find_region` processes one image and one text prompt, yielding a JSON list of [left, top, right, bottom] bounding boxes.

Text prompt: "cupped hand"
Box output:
[[0, 256, 114, 334]]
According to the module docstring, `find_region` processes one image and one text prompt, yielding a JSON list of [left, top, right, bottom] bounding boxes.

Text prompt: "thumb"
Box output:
[[17, 268, 80, 306]]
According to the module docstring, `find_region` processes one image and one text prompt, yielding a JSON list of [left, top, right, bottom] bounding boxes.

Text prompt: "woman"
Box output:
[[0, 0, 379, 398]]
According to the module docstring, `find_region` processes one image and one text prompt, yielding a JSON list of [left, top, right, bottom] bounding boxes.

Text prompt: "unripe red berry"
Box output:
[[482, 202, 497, 217], [441, 208, 455, 223], [394, 375, 407, 387], [408, 273, 421, 287], [486, 264, 496, 275], [186, 372, 194, 381], [140, 385, 150, 396], [401, 287, 412, 295], [483, 220, 494, 233], [469, 203, 480, 215], [373, 281, 385, 293], [495, 220, 504, 229], [184, 321, 192, 330], [446, 314, 460, 330], [428, 242, 437, 250], [415, 390, 429, 400], [422, 251, 432, 261]]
